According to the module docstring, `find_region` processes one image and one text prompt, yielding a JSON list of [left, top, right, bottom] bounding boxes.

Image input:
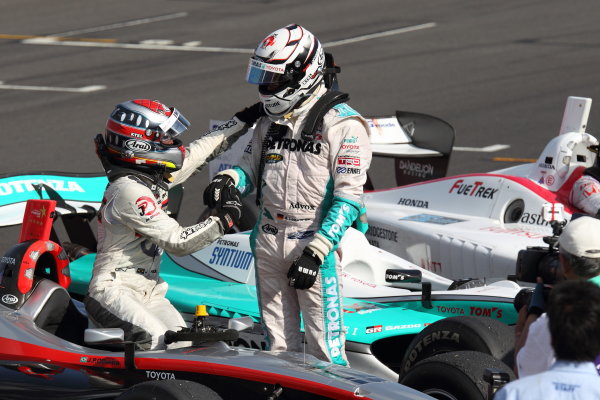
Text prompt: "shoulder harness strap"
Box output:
[[301, 90, 349, 141]]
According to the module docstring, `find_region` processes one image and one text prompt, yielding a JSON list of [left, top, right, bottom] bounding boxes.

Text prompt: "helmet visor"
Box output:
[[246, 58, 289, 85], [159, 108, 191, 138]]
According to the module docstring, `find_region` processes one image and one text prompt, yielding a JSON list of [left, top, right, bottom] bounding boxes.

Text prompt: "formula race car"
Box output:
[[0, 192, 520, 400], [361, 96, 598, 282], [0, 199, 435, 400]]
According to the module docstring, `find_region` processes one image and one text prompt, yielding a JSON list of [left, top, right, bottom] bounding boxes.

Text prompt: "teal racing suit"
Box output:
[[218, 89, 371, 365]]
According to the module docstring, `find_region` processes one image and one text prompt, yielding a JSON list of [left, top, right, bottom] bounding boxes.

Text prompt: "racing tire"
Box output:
[[116, 379, 223, 400], [398, 316, 514, 377], [399, 350, 515, 400]]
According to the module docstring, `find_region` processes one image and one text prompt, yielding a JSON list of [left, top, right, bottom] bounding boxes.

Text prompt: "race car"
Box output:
[[0, 190, 520, 400], [0, 199, 433, 400], [362, 96, 597, 282]]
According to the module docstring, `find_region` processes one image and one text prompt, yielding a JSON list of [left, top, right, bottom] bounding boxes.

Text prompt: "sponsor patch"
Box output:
[[366, 225, 398, 242], [398, 160, 434, 179], [397, 197, 429, 208], [520, 212, 550, 226], [287, 230, 315, 240], [289, 202, 316, 211], [448, 179, 498, 199], [136, 196, 159, 217], [323, 276, 343, 359], [265, 153, 283, 164], [337, 156, 360, 167], [125, 139, 151, 152], [336, 167, 361, 174], [276, 213, 311, 222], [209, 247, 252, 270], [266, 137, 321, 155], [180, 219, 211, 239], [1, 294, 18, 305], [366, 325, 383, 334], [261, 224, 278, 235]]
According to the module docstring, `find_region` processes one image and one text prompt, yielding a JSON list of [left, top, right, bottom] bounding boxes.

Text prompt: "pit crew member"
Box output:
[[515, 216, 600, 377]]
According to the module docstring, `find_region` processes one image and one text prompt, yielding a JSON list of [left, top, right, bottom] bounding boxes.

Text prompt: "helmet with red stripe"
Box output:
[[246, 24, 325, 117], [102, 99, 191, 172]]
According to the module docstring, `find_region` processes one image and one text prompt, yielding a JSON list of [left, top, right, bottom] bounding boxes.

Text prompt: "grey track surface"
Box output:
[[2, 0, 600, 249]]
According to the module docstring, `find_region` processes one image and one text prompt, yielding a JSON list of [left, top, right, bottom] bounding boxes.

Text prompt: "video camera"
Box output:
[[515, 203, 567, 285]]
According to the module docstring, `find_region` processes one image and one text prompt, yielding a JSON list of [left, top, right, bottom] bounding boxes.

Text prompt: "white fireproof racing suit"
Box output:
[[218, 87, 371, 365], [570, 174, 600, 215], [85, 118, 249, 350]]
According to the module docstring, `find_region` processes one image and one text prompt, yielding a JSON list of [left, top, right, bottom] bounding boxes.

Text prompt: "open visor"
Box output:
[[246, 58, 289, 85], [159, 108, 191, 138]]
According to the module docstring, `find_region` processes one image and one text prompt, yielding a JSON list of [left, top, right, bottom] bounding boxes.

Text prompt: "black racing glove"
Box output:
[[287, 247, 322, 290], [203, 175, 235, 208], [234, 102, 266, 126], [215, 185, 242, 231]]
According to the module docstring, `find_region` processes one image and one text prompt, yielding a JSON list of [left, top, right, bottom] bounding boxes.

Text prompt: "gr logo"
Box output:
[[365, 325, 382, 334]]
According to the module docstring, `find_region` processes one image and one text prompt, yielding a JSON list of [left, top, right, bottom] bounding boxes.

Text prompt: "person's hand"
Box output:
[[287, 248, 322, 290], [203, 175, 235, 208], [214, 185, 242, 230], [234, 102, 266, 126], [527, 278, 546, 317]]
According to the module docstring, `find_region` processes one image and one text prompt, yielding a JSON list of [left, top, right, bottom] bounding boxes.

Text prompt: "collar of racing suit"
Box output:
[[105, 162, 169, 193], [267, 83, 328, 128]]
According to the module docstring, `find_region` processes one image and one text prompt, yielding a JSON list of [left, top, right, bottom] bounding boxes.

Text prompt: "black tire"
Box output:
[[399, 316, 514, 377], [116, 379, 223, 400], [399, 351, 515, 400]]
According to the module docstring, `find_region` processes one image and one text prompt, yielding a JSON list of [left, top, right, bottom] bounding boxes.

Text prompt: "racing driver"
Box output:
[[85, 99, 264, 350], [204, 24, 371, 365]]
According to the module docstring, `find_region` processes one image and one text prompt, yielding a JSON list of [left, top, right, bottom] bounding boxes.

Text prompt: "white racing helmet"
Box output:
[[246, 24, 325, 117], [528, 131, 599, 191]]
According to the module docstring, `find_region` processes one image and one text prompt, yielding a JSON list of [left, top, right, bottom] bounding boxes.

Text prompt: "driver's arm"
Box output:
[[108, 181, 225, 256]]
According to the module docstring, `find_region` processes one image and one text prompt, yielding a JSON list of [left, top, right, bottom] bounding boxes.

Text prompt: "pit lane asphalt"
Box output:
[[1, 0, 600, 251]]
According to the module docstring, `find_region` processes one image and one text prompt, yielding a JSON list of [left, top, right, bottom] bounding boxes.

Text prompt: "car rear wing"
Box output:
[[367, 111, 455, 189]]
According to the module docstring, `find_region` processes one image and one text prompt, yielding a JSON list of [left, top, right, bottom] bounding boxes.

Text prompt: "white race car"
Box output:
[[363, 96, 596, 281]]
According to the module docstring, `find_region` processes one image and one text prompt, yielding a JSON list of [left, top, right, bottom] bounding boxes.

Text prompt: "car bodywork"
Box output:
[[0, 293, 432, 400], [0, 177, 521, 382], [0, 199, 434, 400]]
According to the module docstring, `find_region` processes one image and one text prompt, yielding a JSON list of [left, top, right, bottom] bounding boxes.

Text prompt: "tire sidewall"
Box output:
[[399, 316, 514, 377], [400, 350, 515, 400], [116, 379, 222, 400]]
